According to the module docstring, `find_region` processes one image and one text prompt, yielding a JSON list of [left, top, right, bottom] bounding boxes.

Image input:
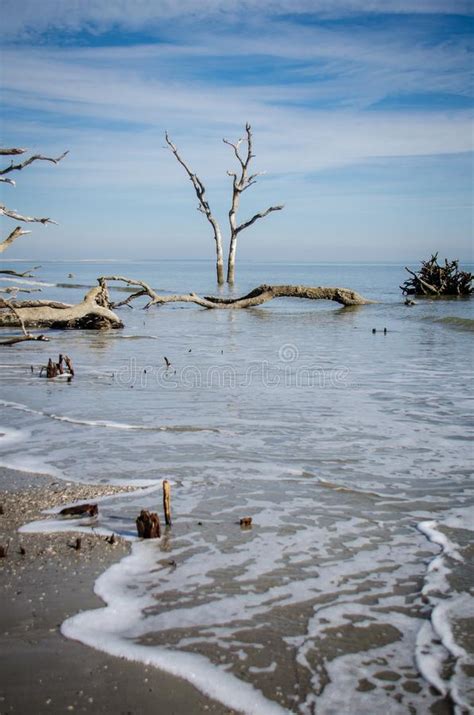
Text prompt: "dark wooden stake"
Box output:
[[163, 480, 172, 526]]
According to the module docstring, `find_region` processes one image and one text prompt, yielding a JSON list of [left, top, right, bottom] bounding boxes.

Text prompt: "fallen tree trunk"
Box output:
[[100, 276, 372, 308], [0, 285, 123, 329], [201, 284, 372, 308]]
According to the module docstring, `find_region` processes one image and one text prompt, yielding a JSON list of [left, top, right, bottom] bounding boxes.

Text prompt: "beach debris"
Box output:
[[0, 503, 3, 515], [164, 356, 171, 368], [40, 353, 75, 379], [401, 253, 473, 296], [163, 480, 172, 527], [240, 517, 252, 528], [105, 533, 116, 545], [59, 503, 98, 518], [69, 537, 82, 550], [136, 510, 161, 539], [372, 328, 376, 334], [405, 298, 416, 306], [19, 545, 26, 555], [0, 541, 10, 557], [384, 328, 387, 334]]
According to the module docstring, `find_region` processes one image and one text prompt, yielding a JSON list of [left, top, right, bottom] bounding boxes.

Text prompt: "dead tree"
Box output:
[[401, 253, 473, 296], [165, 133, 225, 284], [165, 124, 283, 285], [224, 124, 283, 283]]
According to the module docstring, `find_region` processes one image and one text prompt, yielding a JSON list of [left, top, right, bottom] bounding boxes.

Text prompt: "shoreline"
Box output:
[[0, 466, 233, 714]]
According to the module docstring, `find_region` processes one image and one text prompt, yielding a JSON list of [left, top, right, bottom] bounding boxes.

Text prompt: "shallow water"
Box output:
[[1, 260, 473, 713]]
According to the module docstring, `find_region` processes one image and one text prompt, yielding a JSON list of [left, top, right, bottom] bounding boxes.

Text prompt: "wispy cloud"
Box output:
[[1, 0, 473, 38]]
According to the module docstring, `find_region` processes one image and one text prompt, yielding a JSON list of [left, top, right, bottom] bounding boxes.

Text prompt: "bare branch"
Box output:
[[223, 137, 245, 169], [98, 275, 159, 308], [0, 334, 49, 346], [165, 132, 224, 284], [0, 148, 27, 156], [0, 151, 69, 176], [0, 287, 41, 295], [0, 298, 28, 335], [0, 226, 32, 253], [236, 205, 284, 235], [0, 265, 41, 278], [0, 204, 57, 225], [0, 297, 49, 344]]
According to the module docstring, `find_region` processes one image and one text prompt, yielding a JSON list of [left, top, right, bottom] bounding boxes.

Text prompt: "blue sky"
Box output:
[[0, 0, 472, 262]]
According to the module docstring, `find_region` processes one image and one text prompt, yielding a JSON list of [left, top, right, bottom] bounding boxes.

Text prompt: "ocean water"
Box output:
[[1, 260, 473, 714]]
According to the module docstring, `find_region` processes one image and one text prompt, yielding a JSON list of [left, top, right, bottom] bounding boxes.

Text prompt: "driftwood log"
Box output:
[[401, 254, 473, 296], [100, 276, 372, 308], [0, 285, 123, 330], [136, 510, 161, 539]]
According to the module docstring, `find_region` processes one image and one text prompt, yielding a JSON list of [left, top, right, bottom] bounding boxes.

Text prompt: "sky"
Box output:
[[0, 0, 472, 263]]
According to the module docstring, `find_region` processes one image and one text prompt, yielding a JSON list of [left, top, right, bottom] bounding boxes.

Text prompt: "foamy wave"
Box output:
[[416, 514, 474, 712], [0, 425, 29, 447], [0, 400, 219, 433]]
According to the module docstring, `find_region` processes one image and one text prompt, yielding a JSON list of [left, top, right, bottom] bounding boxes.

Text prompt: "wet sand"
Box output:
[[0, 468, 233, 714]]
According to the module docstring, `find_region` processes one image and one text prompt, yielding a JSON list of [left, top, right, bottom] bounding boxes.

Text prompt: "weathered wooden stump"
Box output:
[[43, 354, 75, 379], [136, 510, 161, 539]]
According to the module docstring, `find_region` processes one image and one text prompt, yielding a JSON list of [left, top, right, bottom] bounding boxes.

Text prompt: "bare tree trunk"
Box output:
[[165, 133, 225, 285], [224, 124, 283, 284], [227, 236, 238, 285]]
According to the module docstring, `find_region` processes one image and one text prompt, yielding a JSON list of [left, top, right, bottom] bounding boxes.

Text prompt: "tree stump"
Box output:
[[136, 510, 161, 539]]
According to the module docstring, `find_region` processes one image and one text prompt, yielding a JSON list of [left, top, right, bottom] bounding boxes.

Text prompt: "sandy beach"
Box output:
[[0, 467, 232, 714]]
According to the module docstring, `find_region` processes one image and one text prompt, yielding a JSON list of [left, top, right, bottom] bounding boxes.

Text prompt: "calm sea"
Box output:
[[1, 260, 473, 714]]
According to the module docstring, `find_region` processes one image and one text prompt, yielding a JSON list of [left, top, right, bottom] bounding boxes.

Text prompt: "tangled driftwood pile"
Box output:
[[401, 254, 472, 296]]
